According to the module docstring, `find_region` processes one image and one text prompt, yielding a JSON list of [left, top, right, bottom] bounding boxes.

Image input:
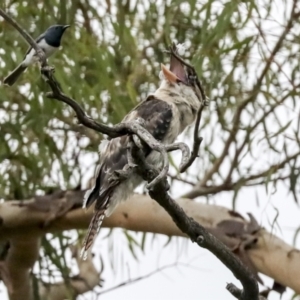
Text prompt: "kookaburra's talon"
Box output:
[[82, 42, 207, 255], [110, 169, 129, 182]]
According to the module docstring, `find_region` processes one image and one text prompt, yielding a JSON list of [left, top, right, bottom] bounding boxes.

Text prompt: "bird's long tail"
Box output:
[[81, 209, 105, 260], [3, 63, 27, 86]]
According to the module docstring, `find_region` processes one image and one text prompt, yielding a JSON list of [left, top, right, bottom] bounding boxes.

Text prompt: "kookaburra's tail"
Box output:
[[80, 209, 105, 259]]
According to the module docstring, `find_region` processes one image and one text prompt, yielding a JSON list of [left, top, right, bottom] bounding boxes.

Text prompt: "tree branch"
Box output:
[[226, 283, 266, 300], [0, 8, 46, 65], [129, 143, 258, 300], [5, 237, 40, 300], [1, 194, 300, 293]]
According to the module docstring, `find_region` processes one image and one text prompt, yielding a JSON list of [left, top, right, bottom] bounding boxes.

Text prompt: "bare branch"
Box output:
[[226, 283, 267, 300], [0, 8, 46, 65], [129, 143, 259, 300], [97, 262, 183, 296], [5, 237, 40, 300], [180, 104, 204, 173]]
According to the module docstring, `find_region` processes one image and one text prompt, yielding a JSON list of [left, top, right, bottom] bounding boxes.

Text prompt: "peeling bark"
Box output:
[[0, 193, 299, 294]]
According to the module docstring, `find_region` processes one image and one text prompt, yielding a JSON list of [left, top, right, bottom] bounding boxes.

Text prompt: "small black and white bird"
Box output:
[[3, 24, 70, 86], [81, 45, 205, 258]]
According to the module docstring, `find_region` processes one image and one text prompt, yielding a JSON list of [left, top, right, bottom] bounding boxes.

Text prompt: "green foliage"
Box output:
[[0, 0, 300, 296]]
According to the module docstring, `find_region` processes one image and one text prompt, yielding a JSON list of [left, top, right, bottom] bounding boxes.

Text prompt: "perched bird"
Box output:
[[3, 24, 70, 86], [81, 46, 205, 258]]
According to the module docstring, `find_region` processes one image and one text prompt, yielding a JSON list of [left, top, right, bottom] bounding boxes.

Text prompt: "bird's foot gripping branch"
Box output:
[[0, 8, 261, 300]]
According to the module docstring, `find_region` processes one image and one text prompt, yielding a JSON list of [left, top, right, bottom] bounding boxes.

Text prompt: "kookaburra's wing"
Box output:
[[81, 44, 205, 258], [81, 97, 173, 257]]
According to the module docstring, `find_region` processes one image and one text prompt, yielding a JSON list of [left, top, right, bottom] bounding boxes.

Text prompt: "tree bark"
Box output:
[[0, 193, 299, 294], [5, 237, 40, 300]]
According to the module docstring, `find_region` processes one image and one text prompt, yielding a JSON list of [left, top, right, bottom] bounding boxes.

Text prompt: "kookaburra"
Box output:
[[81, 45, 204, 258]]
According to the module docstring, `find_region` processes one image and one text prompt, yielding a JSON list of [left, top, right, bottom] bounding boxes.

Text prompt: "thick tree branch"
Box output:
[[151, 193, 259, 300], [5, 237, 40, 300], [226, 283, 266, 300], [1, 194, 300, 293], [129, 144, 258, 300]]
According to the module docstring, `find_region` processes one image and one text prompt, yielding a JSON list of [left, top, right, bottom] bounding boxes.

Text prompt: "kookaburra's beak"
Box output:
[[161, 52, 188, 84], [161, 64, 178, 83]]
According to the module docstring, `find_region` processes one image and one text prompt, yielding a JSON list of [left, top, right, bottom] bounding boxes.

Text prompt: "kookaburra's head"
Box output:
[[159, 44, 205, 105]]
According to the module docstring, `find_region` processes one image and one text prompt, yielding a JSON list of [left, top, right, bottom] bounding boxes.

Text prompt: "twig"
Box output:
[[227, 283, 244, 299], [129, 142, 259, 300], [97, 262, 183, 296], [0, 8, 46, 65], [165, 43, 206, 172], [180, 104, 204, 172], [226, 283, 267, 300], [168, 174, 196, 186]]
